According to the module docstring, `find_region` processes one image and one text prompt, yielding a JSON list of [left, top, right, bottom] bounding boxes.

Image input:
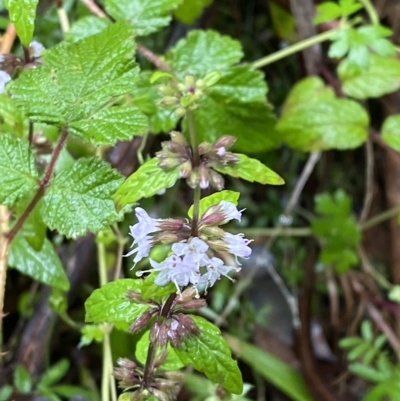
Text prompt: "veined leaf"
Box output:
[[188, 190, 240, 218], [114, 158, 181, 210], [5, 0, 38, 46], [10, 22, 145, 145], [9, 235, 69, 291], [0, 134, 39, 207], [66, 16, 111, 42], [41, 157, 124, 238], [105, 0, 183, 36], [85, 279, 149, 324], [382, 114, 400, 152], [173, 315, 243, 394]]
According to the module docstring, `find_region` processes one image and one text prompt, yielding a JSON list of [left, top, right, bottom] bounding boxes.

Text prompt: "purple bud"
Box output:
[[170, 131, 188, 145], [187, 169, 199, 188], [180, 299, 207, 310], [179, 160, 192, 178], [199, 165, 209, 189], [213, 135, 236, 150], [129, 310, 155, 334], [209, 170, 225, 190], [198, 141, 212, 155]]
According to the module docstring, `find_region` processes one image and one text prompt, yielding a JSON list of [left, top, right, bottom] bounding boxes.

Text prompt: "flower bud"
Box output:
[[179, 160, 192, 178], [209, 170, 224, 190], [154, 349, 169, 368], [157, 156, 185, 170], [161, 96, 179, 106], [198, 141, 212, 155], [154, 232, 180, 245], [199, 165, 209, 189], [159, 84, 176, 96], [221, 152, 240, 164], [163, 371, 186, 382], [213, 135, 236, 150], [203, 71, 221, 87], [184, 74, 196, 88], [181, 299, 207, 310], [150, 388, 170, 401], [177, 83, 186, 92], [129, 310, 155, 334], [117, 357, 137, 370], [176, 287, 197, 303], [170, 131, 188, 145], [187, 169, 199, 188], [158, 218, 184, 232], [175, 107, 186, 117], [200, 226, 225, 238]]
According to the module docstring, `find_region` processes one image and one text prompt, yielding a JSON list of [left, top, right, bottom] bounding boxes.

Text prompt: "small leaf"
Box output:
[[166, 30, 243, 77], [382, 114, 400, 152], [339, 54, 400, 99], [67, 16, 111, 42], [0, 93, 25, 137], [79, 324, 104, 347], [173, 315, 243, 394], [9, 235, 70, 291], [85, 279, 150, 324], [14, 364, 32, 394], [141, 272, 175, 300], [19, 201, 46, 251], [136, 331, 186, 370], [105, 0, 183, 36], [150, 71, 174, 84], [38, 359, 70, 387], [277, 76, 369, 150], [188, 190, 240, 218], [0, 385, 13, 401], [41, 157, 124, 238], [214, 154, 284, 185], [5, 0, 38, 46], [174, 0, 212, 24], [0, 133, 39, 207], [114, 158, 181, 210]]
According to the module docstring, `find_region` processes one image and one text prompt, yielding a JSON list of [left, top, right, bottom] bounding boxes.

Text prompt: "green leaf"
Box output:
[[277, 76, 369, 151], [226, 334, 314, 401], [314, 0, 362, 23], [132, 72, 179, 134], [0, 133, 38, 207], [14, 364, 32, 394], [173, 315, 243, 394], [339, 54, 400, 99], [0, 93, 25, 137], [0, 385, 13, 401], [188, 190, 240, 219], [67, 16, 111, 42], [9, 235, 70, 291], [105, 0, 183, 36], [166, 30, 243, 77], [174, 0, 212, 24], [214, 154, 284, 185], [79, 324, 104, 347], [114, 158, 181, 210], [85, 279, 150, 324], [381, 114, 400, 151], [38, 359, 69, 387], [5, 0, 38, 46], [136, 331, 186, 370], [41, 157, 124, 238], [20, 201, 46, 251], [10, 22, 143, 145], [141, 272, 175, 300]]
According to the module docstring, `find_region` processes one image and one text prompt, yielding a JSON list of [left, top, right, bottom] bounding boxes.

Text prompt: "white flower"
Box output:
[[172, 237, 209, 266], [201, 201, 244, 226], [129, 207, 160, 241], [200, 257, 238, 290], [125, 234, 153, 264], [220, 201, 243, 221], [0, 71, 11, 93], [223, 232, 252, 264], [30, 41, 45, 58]]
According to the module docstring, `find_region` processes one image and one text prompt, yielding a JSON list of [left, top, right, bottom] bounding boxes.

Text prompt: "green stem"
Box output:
[[97, 232, 117, 401], [359, 0, 379, 25], [252, 29, 339, 69], [187, 110, 201, 237], [361, 204, 400, 231]]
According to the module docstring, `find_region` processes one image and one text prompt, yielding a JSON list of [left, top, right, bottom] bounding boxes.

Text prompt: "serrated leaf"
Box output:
[[10, 22, 142, 145], [213, 154, 284, 185], [277, 76, 369, 150], [106, 0, 183, 36], [188, 190, 240, 219], [141, 272, 175, 300], [9, 235, 69, 290], [173, 315, 243, 394], [41, 157, 124, 238], [166, 30, 243, 77], [0, 133, 38, 207], [381, 115, 400, 152], [339, 54, 400, 99], [5, 0, 38, 46], [314, 0, 362, 24], [85, 279, 150, 324], [67, 16, 111, 43], [132, 72, 179, 133], [174, 0, 212, 24], [136, 330, 185, 370], [114, 158, 181, 210], [14, 364, 32, 394]]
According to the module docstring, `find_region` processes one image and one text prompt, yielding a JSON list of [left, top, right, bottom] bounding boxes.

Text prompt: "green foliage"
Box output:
[[9, 235, 69, 290], [79, 324, 104, 347], [105, 0, 183, 36], [85, 279, 150, 325], [338, 54, 400, 99], [188, 190, 240, 219], [311, 190, 361, 273], [114, 158, 181, 210], [41, 157, 124, 238], [313, 0, 362, 24], [0, 94, 25, 137], [277, 76, 369, 151], [0, 133, 39, 207], [173, 315, 243, 395], [174, 0, 213, 24], [226, 334, 314, 401], [10, 22, 147, 145], [67, 16, 111, 42], [0, 386, 12, 401], [14, 364, 32, 394], [382, 114, 400, 151], [141, 272, 176, 300], [5, 0, 38, 46], [136, 331, 186, 370], [213, 154, 285, 185]]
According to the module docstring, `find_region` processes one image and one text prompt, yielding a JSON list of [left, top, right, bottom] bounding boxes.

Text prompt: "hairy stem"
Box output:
[[252, 29, 338, 69]]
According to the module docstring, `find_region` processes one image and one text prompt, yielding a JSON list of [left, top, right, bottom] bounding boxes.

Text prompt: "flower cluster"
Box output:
[[125, 201, 252, 294], [156, 131, 239, 190]]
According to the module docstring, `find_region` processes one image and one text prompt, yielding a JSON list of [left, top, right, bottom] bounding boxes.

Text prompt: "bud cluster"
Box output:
[[156, 131, 239, 190]]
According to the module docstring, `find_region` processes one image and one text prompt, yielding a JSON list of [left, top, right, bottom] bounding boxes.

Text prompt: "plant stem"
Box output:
[[360, 204, 400, 231], [252, 29, 338, 69], [359, 0, 379, 26]]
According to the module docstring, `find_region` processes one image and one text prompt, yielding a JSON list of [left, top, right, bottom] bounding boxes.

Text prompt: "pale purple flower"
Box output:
[[201, 201, 244, 226], [223, 232, 252, 264], [220, 201, 243, 221], [30, 41, 45, 58], [172, 237, 209, 264], [0, 71, 11, 93], [125, 234, 153, 264], [129, 207, 160, 242], [200, 257, 239, 290], [216, 147, 226, 156]]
